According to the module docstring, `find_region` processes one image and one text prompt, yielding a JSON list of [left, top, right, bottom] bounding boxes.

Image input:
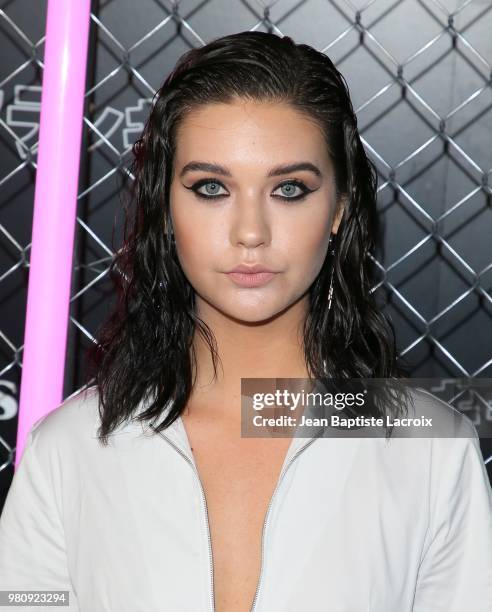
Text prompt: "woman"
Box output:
[[0, 31, 491, 612]]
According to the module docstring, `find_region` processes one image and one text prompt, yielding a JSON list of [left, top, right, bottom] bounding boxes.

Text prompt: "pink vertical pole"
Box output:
[[16, 0, 92, 466]]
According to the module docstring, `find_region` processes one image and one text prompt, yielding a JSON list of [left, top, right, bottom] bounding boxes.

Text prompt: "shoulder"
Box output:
[[403, 386, 490, 498], [23, 384, 154, 468], [379, 385, 485, 487], [24, 385, 102, 463], [402, 384, 479, 439], [31, 384, 100, 437]]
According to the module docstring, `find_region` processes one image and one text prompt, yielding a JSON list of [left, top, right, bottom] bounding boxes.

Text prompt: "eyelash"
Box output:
[[185, 178, 314, 202]]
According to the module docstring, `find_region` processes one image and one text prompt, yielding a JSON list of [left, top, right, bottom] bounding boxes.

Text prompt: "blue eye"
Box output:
[[188, 179, 229, 200], [272, 180, 311, 201]]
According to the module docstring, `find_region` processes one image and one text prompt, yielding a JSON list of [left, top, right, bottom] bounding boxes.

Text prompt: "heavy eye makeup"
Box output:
[[182, 178, 319, 202]]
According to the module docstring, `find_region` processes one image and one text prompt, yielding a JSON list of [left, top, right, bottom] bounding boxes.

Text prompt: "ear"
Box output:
[[331, 195, 346, 235]]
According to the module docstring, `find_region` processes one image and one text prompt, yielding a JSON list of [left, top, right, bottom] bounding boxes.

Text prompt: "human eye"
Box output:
[[186, 178, 229, 200], [271, 180, 314, 202]]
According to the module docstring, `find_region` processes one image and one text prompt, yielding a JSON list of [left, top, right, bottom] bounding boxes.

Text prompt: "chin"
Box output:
[[196, 285, 303, 324], [217, 297, 297, 325]]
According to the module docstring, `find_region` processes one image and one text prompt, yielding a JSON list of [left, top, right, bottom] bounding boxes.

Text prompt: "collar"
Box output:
[[90, 379, 333, 466]]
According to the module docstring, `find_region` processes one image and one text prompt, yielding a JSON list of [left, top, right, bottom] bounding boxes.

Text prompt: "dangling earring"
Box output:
[[322, 235, 336, 376], [327, 233, 336, 315]]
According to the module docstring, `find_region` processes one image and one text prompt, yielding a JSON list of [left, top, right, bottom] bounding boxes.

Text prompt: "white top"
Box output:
[[0, 384, 491, 611]]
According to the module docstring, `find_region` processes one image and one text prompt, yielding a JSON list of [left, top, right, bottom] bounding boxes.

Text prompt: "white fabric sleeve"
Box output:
[[413, 422, 492, 611], [0, 422, 79, 611]]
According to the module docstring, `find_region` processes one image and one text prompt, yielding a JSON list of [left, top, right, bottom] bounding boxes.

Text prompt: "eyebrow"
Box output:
[[179, 161, 322, 178]]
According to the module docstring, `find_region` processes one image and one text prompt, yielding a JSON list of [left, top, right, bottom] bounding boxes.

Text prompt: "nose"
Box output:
[[230, 197, 271, 249]]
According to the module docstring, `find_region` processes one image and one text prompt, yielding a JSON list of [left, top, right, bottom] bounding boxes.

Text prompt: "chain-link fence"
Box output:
[[1, 0, 491, 508]]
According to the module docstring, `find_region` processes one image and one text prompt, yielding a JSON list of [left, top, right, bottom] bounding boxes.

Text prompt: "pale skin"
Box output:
[[168, 98, 344, 611]]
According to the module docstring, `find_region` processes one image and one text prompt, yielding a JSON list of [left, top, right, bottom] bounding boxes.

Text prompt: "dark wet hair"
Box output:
[[85, 30, 412, 445]]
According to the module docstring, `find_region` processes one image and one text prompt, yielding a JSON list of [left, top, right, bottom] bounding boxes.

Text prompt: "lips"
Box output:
[[228, 264, 275, 274], [226, 264, 278, 288]]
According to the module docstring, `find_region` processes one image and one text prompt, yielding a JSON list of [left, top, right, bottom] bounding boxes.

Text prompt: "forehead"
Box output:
[[173, 99, 330, 171]]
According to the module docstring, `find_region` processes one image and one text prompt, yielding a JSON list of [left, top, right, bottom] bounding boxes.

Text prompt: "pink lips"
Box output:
[[226, 264, 277, 288]]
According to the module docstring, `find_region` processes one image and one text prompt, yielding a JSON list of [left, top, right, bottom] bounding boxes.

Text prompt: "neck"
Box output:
[[187, 295, 311, 419]]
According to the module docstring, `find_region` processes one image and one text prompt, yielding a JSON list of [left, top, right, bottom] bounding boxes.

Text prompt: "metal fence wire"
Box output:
[[0, 0, 491, 500]]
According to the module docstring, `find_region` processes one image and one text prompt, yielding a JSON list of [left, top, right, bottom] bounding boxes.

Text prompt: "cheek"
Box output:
[[174, 228, 202, 275], [172, 218, 223, 284], [171, 199, 202, 275], [278, 214, 331, 278]]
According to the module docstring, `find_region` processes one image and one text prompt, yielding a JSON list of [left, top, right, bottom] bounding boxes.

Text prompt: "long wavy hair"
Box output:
[[85, 31, 412, 445]]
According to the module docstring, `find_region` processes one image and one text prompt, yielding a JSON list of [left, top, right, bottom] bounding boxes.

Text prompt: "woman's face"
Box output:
[[169, 98, 344, 323]]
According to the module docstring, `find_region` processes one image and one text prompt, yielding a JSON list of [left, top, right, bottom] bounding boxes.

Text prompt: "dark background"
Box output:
[[1, 0, 491, 511]]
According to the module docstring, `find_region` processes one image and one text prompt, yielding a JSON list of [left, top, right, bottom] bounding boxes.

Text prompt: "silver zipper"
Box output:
[[249, 436, 319, 612], [151, 422, 320, 612], [150, 424, 215, 612]]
